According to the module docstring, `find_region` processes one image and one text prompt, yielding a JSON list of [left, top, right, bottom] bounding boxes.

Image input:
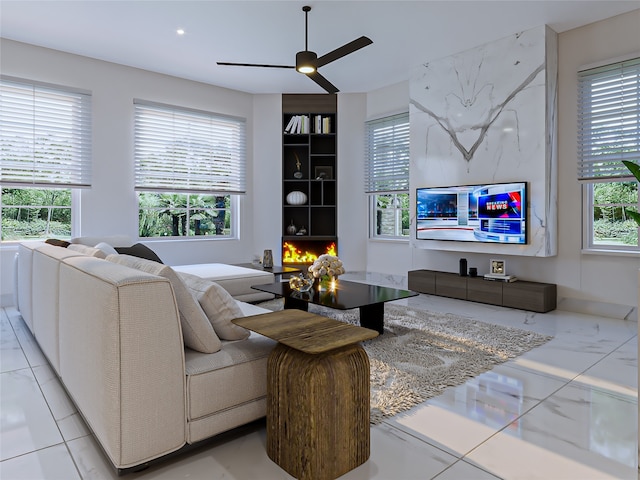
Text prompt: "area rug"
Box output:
[[257, 299, 553, 424]]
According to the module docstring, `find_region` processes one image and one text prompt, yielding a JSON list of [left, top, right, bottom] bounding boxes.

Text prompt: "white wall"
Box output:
[[0, 39, 370, 305], [364, 82, 417, 276], [337, 93, 368, 272], [0, 39, 269, 304], [252, 94, 284, 263], [364, 10, 640, 310]]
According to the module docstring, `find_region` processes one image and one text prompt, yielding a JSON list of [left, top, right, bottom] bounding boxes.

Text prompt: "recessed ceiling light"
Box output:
[[176, 28, 185, 36]]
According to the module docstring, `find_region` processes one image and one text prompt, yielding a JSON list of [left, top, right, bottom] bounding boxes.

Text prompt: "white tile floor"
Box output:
[[1, 278, 637, 479]]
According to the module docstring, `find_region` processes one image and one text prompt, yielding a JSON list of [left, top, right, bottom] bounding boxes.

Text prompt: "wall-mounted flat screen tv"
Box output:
[[416, 182, 527, 244]]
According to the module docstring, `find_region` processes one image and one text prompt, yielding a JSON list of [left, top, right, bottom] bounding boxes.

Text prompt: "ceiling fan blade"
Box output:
[[316, 36, 373, 68], [217, 62, 295, 69], [306, 71, 339, 94]]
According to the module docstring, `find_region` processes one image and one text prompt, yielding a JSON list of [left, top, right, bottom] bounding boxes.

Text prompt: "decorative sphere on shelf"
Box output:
[[286, 190, 307, 205]]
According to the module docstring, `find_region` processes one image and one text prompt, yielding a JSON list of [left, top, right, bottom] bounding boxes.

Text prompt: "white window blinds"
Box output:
[[577, 57, 640, 182], [0, 77, 92, 188], [365, 112, 410, 194], [134, 100, 246, 194]]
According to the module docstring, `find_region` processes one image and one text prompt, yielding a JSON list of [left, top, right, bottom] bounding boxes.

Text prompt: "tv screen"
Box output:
[[416, 182, 527, 244]]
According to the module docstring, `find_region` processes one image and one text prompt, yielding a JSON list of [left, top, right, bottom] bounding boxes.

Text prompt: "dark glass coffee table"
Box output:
[[252, 279, 418, 334]]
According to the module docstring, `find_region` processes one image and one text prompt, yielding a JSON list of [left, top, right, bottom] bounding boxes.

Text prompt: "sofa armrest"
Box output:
[[16, 241, 47, 332]]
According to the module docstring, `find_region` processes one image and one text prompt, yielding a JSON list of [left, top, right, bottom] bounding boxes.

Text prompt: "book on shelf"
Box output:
[[286, 114, 332, 134], [284, 116, 297, 133], [284, 115, 310, 134], [322, 116, 331, 134], [312, 115, 332, 134]]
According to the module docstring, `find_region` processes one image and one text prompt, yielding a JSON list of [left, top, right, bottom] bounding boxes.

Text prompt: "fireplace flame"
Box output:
[[283, 242, 337, 264]]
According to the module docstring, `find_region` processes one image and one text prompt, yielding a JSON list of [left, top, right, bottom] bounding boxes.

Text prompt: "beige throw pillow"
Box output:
[[67, 243, 107, 259], [94, 242, 118, 256], [105, 254, 221, 353], [178, 272, 249, 341]]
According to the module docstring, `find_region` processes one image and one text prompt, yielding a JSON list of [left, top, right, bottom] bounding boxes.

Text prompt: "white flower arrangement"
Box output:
[[308, 254, 345, 279]]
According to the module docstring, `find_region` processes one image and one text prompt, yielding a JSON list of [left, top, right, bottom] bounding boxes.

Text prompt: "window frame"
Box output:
[[369, 193, 410, 240], [0, 76, 91, 243], [578, 56, 640, 254], [133, 100, 246, 240], [582, 181, 640, 253], [365, 112, 410, 241]]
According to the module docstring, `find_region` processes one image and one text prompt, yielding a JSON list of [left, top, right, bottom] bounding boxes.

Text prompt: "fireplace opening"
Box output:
[[282, 239, 337, 265]]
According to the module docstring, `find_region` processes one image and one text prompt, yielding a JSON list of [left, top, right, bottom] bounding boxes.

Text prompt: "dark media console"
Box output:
[[408, 269, 556, 313]]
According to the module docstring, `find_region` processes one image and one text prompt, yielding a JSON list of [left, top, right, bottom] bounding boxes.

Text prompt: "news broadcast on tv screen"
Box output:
[[416, 182, 527, 244]]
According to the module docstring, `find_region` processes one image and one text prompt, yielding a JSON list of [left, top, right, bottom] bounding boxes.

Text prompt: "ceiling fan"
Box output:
[[217, 5, 372, 94]]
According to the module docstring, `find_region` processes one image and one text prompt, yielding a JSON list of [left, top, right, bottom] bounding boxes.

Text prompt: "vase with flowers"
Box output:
[[308, 254, 345, 291]]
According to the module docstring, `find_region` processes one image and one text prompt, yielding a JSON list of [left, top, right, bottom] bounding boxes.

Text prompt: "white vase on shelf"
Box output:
[[286, 191, 307, 205]]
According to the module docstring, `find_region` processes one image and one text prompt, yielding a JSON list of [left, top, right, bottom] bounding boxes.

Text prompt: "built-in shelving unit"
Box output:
[[282, 95, 337, 249]]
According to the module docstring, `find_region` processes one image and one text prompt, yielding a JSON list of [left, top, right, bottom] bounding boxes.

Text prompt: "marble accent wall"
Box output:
[[410, 25, 558, 257]]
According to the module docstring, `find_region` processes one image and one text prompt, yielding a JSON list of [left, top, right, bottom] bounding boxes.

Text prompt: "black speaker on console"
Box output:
[[459, 258, 467, 276]]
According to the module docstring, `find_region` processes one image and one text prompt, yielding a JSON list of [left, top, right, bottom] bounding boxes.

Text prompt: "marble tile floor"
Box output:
[[1, 278, 637, 479]]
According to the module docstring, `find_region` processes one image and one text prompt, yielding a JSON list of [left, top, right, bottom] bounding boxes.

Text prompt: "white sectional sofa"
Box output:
[[15, 241, 278, 473], [69, 236, 276, 303]]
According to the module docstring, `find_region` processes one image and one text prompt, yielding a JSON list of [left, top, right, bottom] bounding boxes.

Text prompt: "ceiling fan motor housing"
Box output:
[[296, 50, 317, 73]]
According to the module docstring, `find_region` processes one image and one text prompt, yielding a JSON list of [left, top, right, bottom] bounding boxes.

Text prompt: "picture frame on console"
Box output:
[[490, 259, 506, 276]]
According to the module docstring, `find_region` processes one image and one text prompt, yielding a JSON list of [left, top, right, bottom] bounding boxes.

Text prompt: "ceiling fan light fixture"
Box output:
[[296, 50, 317, 74]]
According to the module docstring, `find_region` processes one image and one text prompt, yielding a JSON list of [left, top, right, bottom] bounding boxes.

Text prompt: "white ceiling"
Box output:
[[1, 1, 638, 94]]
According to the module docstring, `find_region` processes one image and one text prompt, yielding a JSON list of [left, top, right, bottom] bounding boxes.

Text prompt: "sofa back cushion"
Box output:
[[32, 245, 85, 374], [178, 272, 250, 341], [106, 254, 221, 353]]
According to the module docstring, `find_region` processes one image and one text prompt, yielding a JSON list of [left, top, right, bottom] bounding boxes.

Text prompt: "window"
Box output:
[[578, 58, 640, 251], [134, 100, 246, 238], [585, 181, 638, 248], [0, 77, 91, 242], [365, 112, 410, 239], [138, 193, 232, 238], [371, 193, 409, 237]]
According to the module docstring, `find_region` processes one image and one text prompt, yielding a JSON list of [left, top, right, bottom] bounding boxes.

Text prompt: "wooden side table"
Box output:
[[233, 310, 378, 480]]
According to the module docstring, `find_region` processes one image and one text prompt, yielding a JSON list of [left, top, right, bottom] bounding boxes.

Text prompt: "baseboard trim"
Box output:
[[555, 297, 636, 322]]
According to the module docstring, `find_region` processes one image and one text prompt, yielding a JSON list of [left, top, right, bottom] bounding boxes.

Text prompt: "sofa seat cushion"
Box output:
[[106, 254, 221, 354], [178, 272, 250, 341], [172, 263, 274, 301], [184, 331, 276, 421]]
